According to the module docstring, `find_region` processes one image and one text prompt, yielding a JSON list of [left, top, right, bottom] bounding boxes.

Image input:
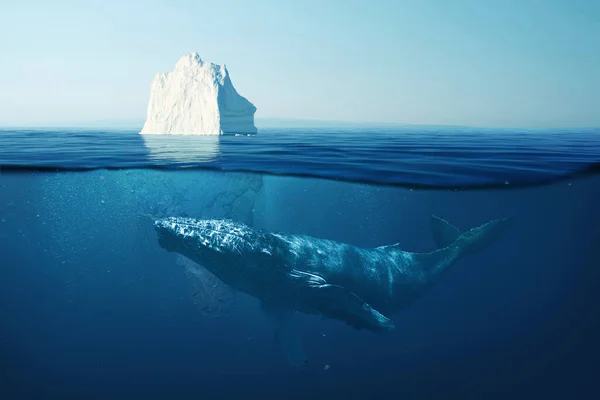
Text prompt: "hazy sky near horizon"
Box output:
[[1, 0, 599, 128]]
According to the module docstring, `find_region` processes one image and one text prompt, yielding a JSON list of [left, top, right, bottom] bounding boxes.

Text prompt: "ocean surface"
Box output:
[[1, 127, 599, 188], [1, 126, 600, 399]]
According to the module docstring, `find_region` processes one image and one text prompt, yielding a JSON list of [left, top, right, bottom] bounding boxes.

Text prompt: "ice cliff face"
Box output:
[[140, 53, 257, 135]]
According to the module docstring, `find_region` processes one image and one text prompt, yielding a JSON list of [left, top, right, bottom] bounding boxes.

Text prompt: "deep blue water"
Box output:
[[1, 127, 600, 399]]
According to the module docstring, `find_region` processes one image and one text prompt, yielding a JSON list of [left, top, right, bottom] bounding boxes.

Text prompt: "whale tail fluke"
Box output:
[[431, 215, 462, 248], [454, 217, 513, 257], [420, 216, 513, 280], [431, 215, 513, 256]]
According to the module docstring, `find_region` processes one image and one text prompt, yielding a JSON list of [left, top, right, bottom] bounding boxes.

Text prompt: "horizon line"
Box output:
[[0, 117, 598, 131]]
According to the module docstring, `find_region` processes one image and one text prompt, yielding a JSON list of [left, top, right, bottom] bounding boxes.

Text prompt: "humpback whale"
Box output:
[[154, 216, 512, 333]]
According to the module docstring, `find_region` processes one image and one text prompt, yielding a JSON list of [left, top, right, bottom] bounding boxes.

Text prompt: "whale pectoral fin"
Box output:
[[260, 300, 308, 369], [431, 215, 462, 248], [288, 269, 394, 332], [313, 284, 395, 333]]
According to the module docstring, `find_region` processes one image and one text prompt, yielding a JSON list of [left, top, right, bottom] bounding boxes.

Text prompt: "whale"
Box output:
[[153, 216, 512, 334]]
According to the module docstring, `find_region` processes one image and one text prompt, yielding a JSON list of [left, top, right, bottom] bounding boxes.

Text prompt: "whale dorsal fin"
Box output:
[[430, 215, 462, 248]]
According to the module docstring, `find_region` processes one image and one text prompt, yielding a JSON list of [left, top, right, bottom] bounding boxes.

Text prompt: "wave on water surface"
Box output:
[[0, 126, 599, 189]]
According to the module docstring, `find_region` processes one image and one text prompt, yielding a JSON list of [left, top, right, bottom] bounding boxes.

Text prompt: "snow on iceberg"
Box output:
[[140, 53, 257, 135]]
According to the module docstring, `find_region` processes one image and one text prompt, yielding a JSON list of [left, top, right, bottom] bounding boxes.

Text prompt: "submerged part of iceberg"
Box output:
[[140, 53, 257, 135], [178, 255, 237, 318]]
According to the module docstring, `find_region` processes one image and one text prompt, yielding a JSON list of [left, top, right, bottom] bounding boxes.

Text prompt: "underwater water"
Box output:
[[1, 128, 599, 399]]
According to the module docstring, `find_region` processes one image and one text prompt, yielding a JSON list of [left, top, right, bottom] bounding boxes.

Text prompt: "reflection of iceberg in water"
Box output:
[[140, 132, 275, 361], [177, 254, 237, 318], [142, 135, 220, 165], [141, 134, 262, 322]]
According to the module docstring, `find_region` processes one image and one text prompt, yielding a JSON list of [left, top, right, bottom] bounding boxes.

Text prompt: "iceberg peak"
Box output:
[[140, 53, 257, 135]]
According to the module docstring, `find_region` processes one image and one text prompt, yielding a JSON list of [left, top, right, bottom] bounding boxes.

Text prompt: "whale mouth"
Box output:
[[156, 230, 176, 252], [154, 221, 178, 252]]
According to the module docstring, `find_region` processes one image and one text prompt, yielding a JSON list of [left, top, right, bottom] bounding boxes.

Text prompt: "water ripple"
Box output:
[[0, 127, 599, 189]]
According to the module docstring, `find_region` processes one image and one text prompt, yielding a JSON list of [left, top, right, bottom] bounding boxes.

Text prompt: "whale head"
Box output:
[[153, 217, 278, 277], [154, 217, 267, 254]]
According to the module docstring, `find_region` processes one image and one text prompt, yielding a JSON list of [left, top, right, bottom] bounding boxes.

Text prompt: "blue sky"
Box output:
[[1, 0, 598, 128]]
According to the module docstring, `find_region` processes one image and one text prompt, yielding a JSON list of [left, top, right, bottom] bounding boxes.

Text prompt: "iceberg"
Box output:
[[140, 53, 257, 135]]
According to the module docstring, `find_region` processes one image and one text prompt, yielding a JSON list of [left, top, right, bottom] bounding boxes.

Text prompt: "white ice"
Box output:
[[140, 53, 257, 135]]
